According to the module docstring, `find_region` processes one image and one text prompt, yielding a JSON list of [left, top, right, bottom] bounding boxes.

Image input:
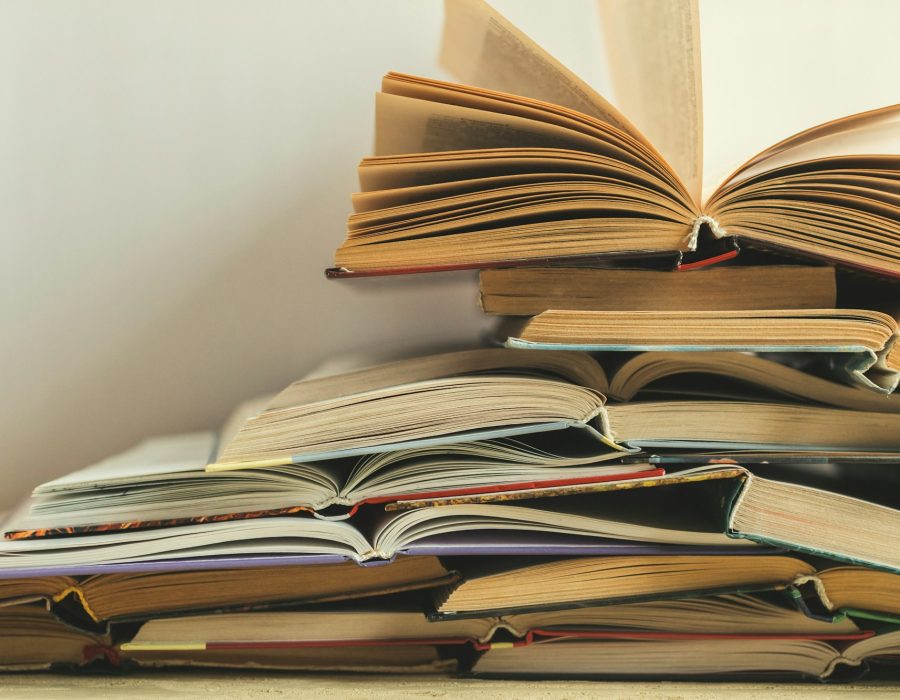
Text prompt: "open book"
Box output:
[[0, 602, 457, 674], [503, 309, 900, 394], [329, 0, 900, 278], [395, 464, 900, 575], [204, 349, 900, 469], [470, 632, 900, 681], [0, 556, 455, 625], [6, 429, 647, 537], [0, 491, 753, 575]]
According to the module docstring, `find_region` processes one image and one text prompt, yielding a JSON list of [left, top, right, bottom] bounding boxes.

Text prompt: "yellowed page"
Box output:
[[597, 0, 703, 205], [700, 0, 900, 204], [374, 92, 644, 166], [721, 105, 900, 190], [440, 0, 644, 143]]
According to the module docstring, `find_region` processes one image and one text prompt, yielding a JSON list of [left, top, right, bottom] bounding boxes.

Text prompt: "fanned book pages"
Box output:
[[0, 603, 112, 672], [328, 0, 900, 279], [0, 556, 457, 624], [0, 487, 755, 575], [0, 602, 457, 674], [396, 465, 900, 576], [6, 431, 647, 538], [433, 554, 900, 622], [603, 351, 900, 412], [208, 348, 625, 468], [504, 309, 900, 393]]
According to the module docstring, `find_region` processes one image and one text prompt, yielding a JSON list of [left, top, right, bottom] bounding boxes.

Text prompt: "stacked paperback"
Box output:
[[3, 0, 900, 682]]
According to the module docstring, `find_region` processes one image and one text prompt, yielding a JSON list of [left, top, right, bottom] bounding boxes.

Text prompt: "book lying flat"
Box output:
[[120, 594, 865, 654], [394, 464, 900, 574], [470, 632, 900, 681], [0, 602, 457, 674], [0, 555, 455, 625], [479, 266, 837, 314], [8, 429, 650, 536], [0, 493, 754, 574], [206, 349, 900, 469], [211, 348, 625, 467], [505, 308, 900, 393], [605, 351, 900, 413], [434, 555, 813, 618], [328, 0, 900, 279], [0, 602, 111, 671]]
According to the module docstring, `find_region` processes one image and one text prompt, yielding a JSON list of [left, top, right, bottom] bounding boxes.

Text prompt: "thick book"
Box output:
[[120, 594, 865, 654], [11, 348, 900, 540], [503, 308, 900, 394], [432, 553, 900, 623], [202, 349, 900, 469], [603, 351, 900, 412], [469, 632, 900, 681], [6, 428, 652, 537], [328, 0, 900, 279], [479, 265, 838, 314], [395, 464, 900, 574], [0, 555, 457, 625], [0, 490, 754, 574], [209, 348, 627, 467], [0, 602, 457, 674]]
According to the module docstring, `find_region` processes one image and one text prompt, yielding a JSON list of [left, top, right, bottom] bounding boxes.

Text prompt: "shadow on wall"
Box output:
[[3, 163, 488, 513]]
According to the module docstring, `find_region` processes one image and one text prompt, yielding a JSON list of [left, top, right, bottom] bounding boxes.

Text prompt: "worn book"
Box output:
[[433, 553, 900, 622], [503, 309, 900, 394], [202, 349, 900, 469], [603, 351, 900, 412], [10, 349, 900, 540], [0, 489, 753, 574], [469, 632, 900, 681], [0, 556, 456, 625], [328, 0, 900, 278], [394, 464, 900, 574], [5, 429, 649, 536], [479, 265, 837, 314], [0, 602, 457, 674], [120, 594, 864, 654]]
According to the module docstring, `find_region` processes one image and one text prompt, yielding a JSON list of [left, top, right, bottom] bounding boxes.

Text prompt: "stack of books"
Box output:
[[3, 0, 899, 682]]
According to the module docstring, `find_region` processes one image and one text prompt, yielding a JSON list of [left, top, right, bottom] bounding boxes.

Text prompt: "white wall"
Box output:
[[2, 1, 898, 513], [0, 0, 605, 512]]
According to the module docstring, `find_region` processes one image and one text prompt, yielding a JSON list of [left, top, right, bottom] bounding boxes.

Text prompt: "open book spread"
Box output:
[[6, 0, 900, 682], [329, 0, 900, 279]]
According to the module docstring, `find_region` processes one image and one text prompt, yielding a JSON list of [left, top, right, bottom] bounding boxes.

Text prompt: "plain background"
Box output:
[[1, 0, 898, 513]]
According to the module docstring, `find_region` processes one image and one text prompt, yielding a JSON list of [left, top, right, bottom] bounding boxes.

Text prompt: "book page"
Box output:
[[440, 0, 645, 144], [597, 0, 703, 205], [700, 0, 900, 204], [723, 105, 900, 188]]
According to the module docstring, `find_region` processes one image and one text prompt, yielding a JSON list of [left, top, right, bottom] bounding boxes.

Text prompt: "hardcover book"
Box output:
[[328, 0, 900, 279]]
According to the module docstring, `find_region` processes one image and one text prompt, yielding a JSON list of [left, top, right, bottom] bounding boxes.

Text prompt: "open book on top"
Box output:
[[329, 0, 900, 279]]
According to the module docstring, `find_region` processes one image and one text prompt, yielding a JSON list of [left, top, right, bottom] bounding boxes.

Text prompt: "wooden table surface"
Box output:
[[1, 674, 899, 699]]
